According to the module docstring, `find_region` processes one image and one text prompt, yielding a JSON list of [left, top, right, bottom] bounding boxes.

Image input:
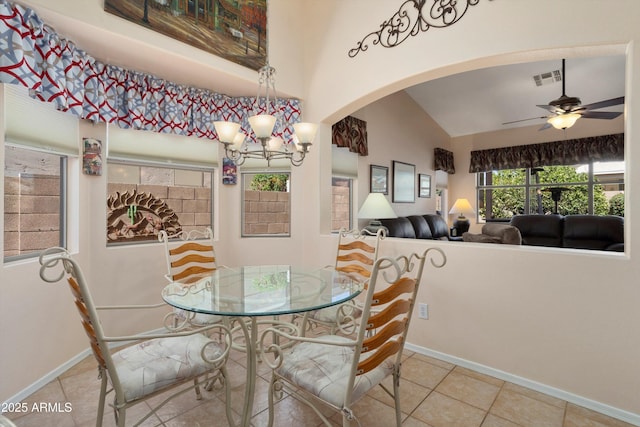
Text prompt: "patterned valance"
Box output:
[[434, 147, 455, 174], [331, 116, 368, 156], [469, 133, 624, 173], [0, 0, 301, 145]]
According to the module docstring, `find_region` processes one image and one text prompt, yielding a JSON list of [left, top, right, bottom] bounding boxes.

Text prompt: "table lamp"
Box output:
[[358, 193, 397, 234], [449, 198, 475, 234]]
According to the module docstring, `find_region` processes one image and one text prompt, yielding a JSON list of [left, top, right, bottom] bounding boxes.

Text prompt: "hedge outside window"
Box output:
[[477, 162, 624, 220]]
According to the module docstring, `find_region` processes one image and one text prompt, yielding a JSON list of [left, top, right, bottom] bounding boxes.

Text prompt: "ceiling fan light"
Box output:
[[548, 113, 581, 130]]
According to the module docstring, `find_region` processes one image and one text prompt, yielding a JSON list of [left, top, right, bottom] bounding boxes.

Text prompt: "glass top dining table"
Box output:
[[161, 264, 363, 318], [161, 264, 363, 427]]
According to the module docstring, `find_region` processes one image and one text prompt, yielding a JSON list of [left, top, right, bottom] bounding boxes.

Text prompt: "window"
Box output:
[[331, 176, 352, 232], [477, 161, 624, 221], [242, 172, 290, 237], [107, 160, 213, 244], [4, 145, 67, 261]]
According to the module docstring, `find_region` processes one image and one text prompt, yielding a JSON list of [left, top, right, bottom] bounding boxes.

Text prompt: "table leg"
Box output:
[[244, 317, 258, 427], [230, 317, 257, 427], [230, 316, 299, 427]]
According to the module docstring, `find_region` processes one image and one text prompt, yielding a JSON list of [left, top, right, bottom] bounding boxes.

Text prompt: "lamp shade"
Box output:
[[267, 136, 283, 150], [547, 113, 581, 130], [292, 122, 318, 144], [232, 132, 246, 150], [358, 193, 397, 219], [248, 114, 277, 138], [214, 121, 240, 143], [449, 198, 475, 218]]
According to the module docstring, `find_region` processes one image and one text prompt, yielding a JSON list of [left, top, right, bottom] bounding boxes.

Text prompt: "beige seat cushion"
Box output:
[[112, 334, 223, 401], [275, 335, 394, 407]]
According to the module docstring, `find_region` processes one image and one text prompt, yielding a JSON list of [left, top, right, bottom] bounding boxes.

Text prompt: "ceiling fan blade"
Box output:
[[580, 111, 623, 120], [581, 96, 625, 111], [536, 104, 564, 114], [538, 122, 552, 131], [502, 116, 548, 125]]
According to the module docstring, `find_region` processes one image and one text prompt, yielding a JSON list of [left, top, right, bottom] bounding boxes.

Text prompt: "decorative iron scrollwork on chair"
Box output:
[[348, 0, 492, 58]]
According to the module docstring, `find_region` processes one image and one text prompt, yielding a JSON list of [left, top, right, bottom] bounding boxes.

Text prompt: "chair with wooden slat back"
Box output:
[[300, 228, 385, 335], [261, 248, 447, 427], [38, 247, 233, 427], [158, 227, 223, 328]]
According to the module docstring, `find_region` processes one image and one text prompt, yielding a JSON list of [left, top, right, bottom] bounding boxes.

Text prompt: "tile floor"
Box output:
[[3, 325, 635, 427]]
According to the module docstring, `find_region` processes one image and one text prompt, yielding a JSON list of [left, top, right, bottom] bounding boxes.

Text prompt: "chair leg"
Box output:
[[115, 405, 125, 427], [267, 374, 285, 427], [393, 368, 402, 427], [193, 378, 202, 400], [96, 371, 108, 427], [341, 407, 355, 427]]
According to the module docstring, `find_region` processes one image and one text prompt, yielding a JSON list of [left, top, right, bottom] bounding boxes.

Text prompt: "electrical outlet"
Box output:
[[418, 303, 429, 319]]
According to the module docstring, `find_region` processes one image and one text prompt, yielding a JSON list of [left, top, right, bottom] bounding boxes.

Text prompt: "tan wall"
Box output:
[[331, 180, 351, 231], [4, 175, 60, 257], [243, 190, 290, 235]]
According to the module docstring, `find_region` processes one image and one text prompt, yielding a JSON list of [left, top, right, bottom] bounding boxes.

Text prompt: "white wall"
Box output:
[[302, 0, 640, 419], [0, 0, 313, 404], [1, 0, 640, 423], [349, 90, 451, 223]]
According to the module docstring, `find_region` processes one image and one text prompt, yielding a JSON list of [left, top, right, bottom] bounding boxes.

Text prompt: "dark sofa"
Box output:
[[509, 214, 624, 252], [380, 214, 454, 240]]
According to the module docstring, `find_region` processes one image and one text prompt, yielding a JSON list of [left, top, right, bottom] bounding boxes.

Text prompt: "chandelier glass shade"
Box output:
[[214, 64, 317, 167]]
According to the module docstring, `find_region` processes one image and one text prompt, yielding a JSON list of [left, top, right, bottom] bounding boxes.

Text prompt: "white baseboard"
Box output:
[[2, 328, 167, 406], [404, 343, 640, 427], [2, 349, 92, 406], [5, 336, 638, 426]]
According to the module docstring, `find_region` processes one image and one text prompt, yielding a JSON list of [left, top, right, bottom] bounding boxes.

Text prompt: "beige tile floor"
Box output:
[[4, 328, 635, 427]]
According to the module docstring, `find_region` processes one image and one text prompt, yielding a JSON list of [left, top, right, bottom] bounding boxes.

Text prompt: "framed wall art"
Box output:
[[82, 137, 102, 176], [222, 158, 237, 185], [370, 164, 388, 194], [104, 0, 267, 71], [392, 161, 415, 203], [419, 174, 431, 198]]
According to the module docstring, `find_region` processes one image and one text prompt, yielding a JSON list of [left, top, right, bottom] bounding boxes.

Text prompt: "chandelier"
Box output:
[[214, 64, 318, 167]]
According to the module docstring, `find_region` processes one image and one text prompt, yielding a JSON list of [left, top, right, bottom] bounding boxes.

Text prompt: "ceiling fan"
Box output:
[[504, 59, 624, 130]]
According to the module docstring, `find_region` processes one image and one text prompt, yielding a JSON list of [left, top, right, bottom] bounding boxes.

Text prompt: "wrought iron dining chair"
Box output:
[[261, 248, 446, 427], [300, 227, 385, 335], [158, 227, 224, 329], [38, 247, 233, 427]]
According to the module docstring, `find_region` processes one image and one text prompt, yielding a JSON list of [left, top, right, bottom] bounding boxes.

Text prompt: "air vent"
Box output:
[[533, 69, 562, 87]]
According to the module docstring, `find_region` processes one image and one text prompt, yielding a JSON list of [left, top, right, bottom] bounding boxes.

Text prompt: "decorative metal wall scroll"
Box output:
[[348, 0, 492, 58]]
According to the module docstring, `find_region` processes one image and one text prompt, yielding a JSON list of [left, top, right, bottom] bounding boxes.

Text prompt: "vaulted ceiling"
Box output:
[[404, 55, 626, 138]]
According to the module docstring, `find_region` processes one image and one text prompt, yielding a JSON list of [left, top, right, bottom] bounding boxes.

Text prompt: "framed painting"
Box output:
[[82, 138, 102, 176], [104, 0, 267, 71], [222, 158, 237, 185], [419, 174, 431, 198], [392, 161, 415, 203], [370, 164, 388, 194]]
